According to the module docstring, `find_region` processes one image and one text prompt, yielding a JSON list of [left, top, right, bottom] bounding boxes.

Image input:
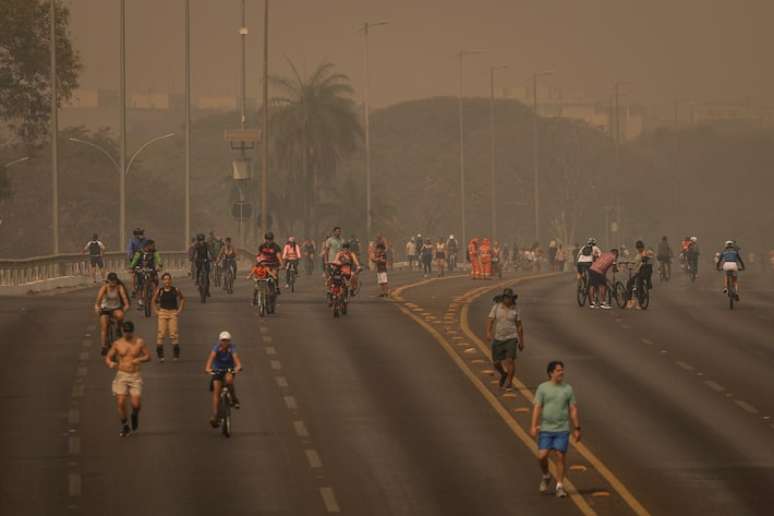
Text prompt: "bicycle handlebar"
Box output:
[[209, 368, 242, 375]]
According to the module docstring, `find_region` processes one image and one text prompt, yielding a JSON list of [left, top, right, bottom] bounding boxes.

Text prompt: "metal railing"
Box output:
[[0, 251, 191, 287]]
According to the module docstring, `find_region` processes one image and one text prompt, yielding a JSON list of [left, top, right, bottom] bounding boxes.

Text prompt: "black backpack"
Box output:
[[88, 241, 101, 255]]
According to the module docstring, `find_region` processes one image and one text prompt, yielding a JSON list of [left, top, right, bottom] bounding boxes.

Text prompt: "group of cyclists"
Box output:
[[575, 235, 746, 309]]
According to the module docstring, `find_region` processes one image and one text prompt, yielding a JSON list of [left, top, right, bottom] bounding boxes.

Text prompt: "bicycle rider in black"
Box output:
[[192, 233, 213, 297]]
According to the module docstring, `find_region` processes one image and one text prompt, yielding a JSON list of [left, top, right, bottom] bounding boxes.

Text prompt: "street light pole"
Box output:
[[119, 0, 127, 250], [532, 70, 553, 245], [184, 0, 191, 249], [50, 0, 59, 254], [260, 0, 269, 241], [360, 20, 388, 244], [489, 65, 507, 241], [457, 49, 484, 246], [613, 81, 630, 244]]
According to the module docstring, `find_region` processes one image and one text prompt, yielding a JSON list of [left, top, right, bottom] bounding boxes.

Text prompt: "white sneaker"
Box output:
[[589, 303, 598, 309], [556, 485, 567, 498], [600, 303, 612, 310], [539, 476, 552, 493], [722, 288, 728, 294]]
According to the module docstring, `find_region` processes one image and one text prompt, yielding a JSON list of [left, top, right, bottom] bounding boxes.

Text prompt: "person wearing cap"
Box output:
[[105, 320, 151, 437], [205, 331, 243, 427], [95, 272, 130, 355], [485, 288, 524, 390]]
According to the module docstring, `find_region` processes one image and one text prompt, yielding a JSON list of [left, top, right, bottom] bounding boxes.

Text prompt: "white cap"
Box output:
[[218, 331, 232, 340]]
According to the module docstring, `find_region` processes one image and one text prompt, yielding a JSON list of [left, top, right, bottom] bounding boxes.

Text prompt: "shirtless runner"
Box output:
[[105, 321, 151, 437]]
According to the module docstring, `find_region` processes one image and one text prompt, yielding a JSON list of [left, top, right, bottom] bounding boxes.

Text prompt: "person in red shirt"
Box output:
[[468, 238, 481, 279], [588, 249, 619, 309], [247, 257, 273, 281]]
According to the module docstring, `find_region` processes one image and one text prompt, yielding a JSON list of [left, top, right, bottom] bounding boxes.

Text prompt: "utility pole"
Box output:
[[532, 70, 553, 245], [260, 0, 269, 240], [184, 0, 191, 249], [119, 0, 127, 249], [50, 0, 59, 254], [613, 81, 629, 245], [489, 65, 507, 241], [238, 0, 247, 248], [457, 49, 484, 246]]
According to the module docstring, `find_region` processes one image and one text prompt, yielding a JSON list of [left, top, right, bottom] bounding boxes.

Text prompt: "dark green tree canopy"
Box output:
[[0, 0, 81, 143]]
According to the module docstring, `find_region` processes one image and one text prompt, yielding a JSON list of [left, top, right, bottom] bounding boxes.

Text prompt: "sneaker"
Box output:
[[539, 476, 552, 493], [600, 303, 612, 310], [173, 345, 180, 360], [722, 288, 728, 294], [589, 303, 598, 309], [498, 372, 507, 388], [232, 397, 241, 410], [556, 485, 567, 498], [209, 417, 219, 428], [120, 424, 131, 437]]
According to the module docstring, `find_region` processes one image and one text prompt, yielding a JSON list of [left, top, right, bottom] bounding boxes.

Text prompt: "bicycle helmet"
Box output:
[[724, 240, 735, 248], [690, 236, 698, 243], [218, 331, 232, 341], [587, 237, 597, 245], [196, 233, 205, 241], [133, 227, 144, 236], [288, 236, 296, 243], [635, 240, 645, 249], [449, 235, 455, 239], [265, 232, 274, 241]]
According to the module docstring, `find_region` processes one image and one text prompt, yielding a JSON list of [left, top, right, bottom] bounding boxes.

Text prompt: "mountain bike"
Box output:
[[196, 264, 210, 304], [657, 260, 671, 282], [620, 262, 651, 310], [221, 259, 236, 295], [576, 270, 590, 307], [286, 260, 299, 293], [209, 368, 240, 438], [212, 262, 222, 288], [448, 251, 457, 272], [724, 269, 741, 310], [328, 268, 349, 318], [135, 268, 156, 317], [253, 277, 276, 317]]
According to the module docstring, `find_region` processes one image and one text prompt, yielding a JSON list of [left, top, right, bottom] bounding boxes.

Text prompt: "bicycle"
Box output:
[[448, 252, 457, 272], [209, 368, 240, 438], [221, 259, 236, 295], [620, 262, 651, 310], [328, 268, 349, 318], [253, 277, 276, 317], [135, 268, 156, 317], [196, 264, 210, 304], [576, 270, 590, 307], [286, 260, 299, 293], [657, 260, 671, 282], [724, 269, 741, 310], [100, 309, 123, 356]]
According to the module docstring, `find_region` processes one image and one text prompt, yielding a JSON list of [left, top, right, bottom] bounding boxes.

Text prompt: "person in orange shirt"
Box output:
[[480, 238, 493, 279], [247, 257, 275, 282], [468, 238, 481, 279]]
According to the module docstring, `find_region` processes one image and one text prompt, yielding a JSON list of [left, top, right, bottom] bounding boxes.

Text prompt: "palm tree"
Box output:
[[270, 61, 362, 239]]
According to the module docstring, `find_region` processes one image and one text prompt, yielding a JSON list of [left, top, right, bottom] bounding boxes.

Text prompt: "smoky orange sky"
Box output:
[[68, 0, 772, 109]]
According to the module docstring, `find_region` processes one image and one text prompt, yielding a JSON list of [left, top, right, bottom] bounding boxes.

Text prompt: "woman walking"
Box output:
[[152, 273, 185, 362]]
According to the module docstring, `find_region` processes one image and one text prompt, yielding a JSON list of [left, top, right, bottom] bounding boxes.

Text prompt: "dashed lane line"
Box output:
[[734, 400, 759, 415], [675, 361, 695, 372], [265, 346, 277, 355], [305, 449, 323, 468], [275, 376, 289, 388], [320, 487, 341, 513], [283, 396, 298, 410], [270, 360, 282, 370], [704, 380, 726, 393], [293, 420, 310, 438], [68, 472, 82, 497]]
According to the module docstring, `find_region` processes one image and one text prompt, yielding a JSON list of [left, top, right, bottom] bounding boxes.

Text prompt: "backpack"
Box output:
[[88, 241, 101, 255], [581, 245, 593, 257]]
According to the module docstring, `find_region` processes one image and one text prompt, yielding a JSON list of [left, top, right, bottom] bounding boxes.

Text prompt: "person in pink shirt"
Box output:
[[282, 237, 302, 288], [588, 249, 619, 309]]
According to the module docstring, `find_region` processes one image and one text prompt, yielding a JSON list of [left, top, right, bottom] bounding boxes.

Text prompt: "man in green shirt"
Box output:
[[530, 360, 581, 499], [323, 226, 344, 270]]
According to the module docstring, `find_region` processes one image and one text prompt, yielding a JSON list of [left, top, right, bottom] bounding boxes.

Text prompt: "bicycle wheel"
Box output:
[[289, 269, 296, 293], [613, 282, 627, 308], [143, 281, 153, 318], [728, 291, 735, 310], [106, 319, 115, 347], [576, 280, 587, 307], [638, 286, 650, 310], [220, 397, 231, 438], [258, 291, 266, 317]]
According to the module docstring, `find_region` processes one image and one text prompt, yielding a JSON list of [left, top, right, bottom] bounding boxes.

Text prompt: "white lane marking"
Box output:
[[293, 420, 310, 438], [265, 346, 277, 355], [305, 449, 323, 468], [641, 338, 654, 345], [734, 400, 759, 414], [275, 376, 288, 388], [704, 380, 725, 393], [283, 396, 297, 410], [270, 360, 282, 370], [262, 335, 273, 343], [660, 350, 668, 354], [68, 472, 82, 497], [68, 436, 80, 455], [76, 366, 88, 378], [675, 361, 695, 372], [68, 408, 80, 425], [259, 327, 269, 334], [79, 352, 89, 361], [320, 487, 341, 513]]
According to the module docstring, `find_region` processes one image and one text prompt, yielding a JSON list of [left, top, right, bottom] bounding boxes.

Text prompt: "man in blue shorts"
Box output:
[[530, 360, 581, 498]]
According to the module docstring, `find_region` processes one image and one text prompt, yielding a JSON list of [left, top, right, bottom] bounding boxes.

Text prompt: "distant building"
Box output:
[[130, 93, 170, 110], [197, 96, 238, 111]]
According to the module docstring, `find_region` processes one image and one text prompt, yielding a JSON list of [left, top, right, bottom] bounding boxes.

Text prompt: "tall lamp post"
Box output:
[[532, 70, 553, 244], [489, 65, 507, 240], [68, 134, 175, 243], [457, 49, 485, 246], [184, 0, 191, 249], [260, 0, 269, 241], [360, 20, 388, 244], [50, 0, 59, 254], [612, 80, 630, 244]]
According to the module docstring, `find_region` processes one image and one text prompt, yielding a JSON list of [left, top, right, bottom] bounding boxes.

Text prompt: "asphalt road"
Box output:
[[0, 264, 771, 515]]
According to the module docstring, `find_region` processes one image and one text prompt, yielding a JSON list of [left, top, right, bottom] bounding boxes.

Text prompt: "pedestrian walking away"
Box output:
[[485, 288, 524, 390], [373, 241, 390, 297], [406, 238, 417, 271], [82, 233, 106, 282], [105, 321, 151, 437], [152, 272, 185, 361], [530, 360, 581, 499]]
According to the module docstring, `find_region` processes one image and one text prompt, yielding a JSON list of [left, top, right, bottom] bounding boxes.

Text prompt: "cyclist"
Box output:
[[348, 235, 361, 258], [127, 228, 147, 295], [205, 331, 243, 428], [282, 236, 302, 288], [191, 233, 213, 296], [216, 237, 238, 288], [686, 236, 700, 278], [82, 233, 106, 283], [95, 272, 130, 355], [576, 238, 601, 282], [207, 231, 224, 260], [302, 239, 317, 275], [435, 238, 447, 276], [680, 236, 691, 269], [257, 232, 283, 292], [588, 248, 619, 310], [331, 241, 362, 295], [129, 240, 162, 307], [656, 236, 673, 280], [716, 240, 745, 298], [625, 240, 652, 309], [446, 235, 459, 272]]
